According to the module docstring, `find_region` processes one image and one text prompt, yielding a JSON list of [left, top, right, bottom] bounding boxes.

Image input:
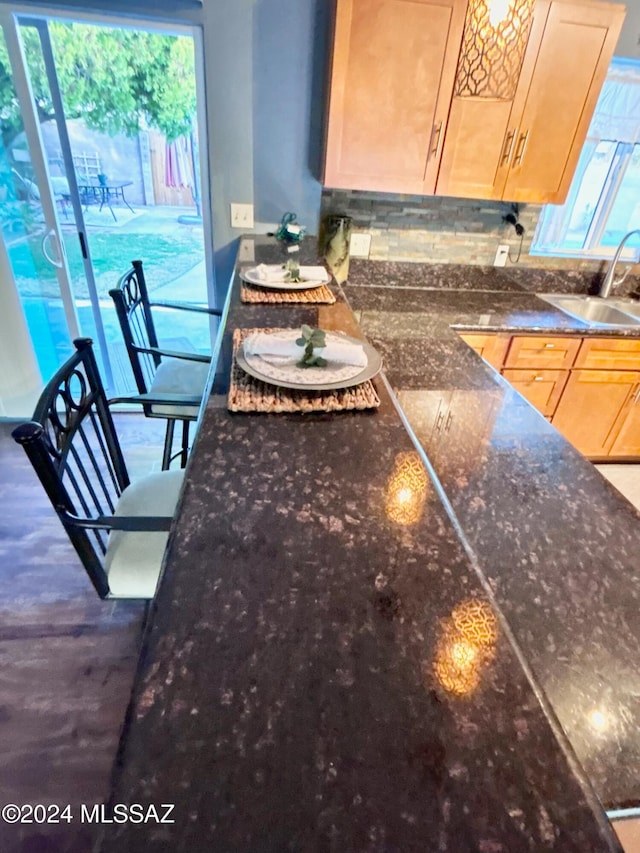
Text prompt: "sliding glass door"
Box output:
[[1, 12, 80, 383], [1, 9, 213, 398]]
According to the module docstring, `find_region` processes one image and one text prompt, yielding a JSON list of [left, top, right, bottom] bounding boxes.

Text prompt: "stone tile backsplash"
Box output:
[[320, 189, 612, 275]]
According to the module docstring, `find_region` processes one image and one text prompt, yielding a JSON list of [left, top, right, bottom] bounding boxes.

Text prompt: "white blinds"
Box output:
[[588, 58, 640, 144]]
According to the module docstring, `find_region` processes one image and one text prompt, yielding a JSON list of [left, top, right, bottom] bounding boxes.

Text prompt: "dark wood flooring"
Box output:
[[0, 415, 167, 852]]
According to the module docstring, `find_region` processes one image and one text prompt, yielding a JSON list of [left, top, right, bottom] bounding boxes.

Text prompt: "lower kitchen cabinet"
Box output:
[[609, 386, 640, 457], [458, 333, 509, 369], [459, 330, 640, 460], [548, 370, 640, 458], [503, 334, 580, 369], [502, 369, 568, 418]]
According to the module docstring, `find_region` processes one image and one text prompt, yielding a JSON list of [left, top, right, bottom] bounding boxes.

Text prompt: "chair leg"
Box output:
[[180, 420, 190, 469], [162, 420, 176, 471]]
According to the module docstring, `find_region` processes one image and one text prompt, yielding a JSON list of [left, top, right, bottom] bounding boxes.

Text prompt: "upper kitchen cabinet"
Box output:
[[438, 0, 626, 202], [323, 0, 468, 194], [324, 0, 626, 204]]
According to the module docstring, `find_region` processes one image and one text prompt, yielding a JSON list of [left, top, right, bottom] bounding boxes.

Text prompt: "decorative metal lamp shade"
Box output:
[[455, 0, 536, 100]]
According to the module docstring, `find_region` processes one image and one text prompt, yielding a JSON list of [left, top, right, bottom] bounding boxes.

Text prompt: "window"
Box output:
[[531, 58, 640, 261]]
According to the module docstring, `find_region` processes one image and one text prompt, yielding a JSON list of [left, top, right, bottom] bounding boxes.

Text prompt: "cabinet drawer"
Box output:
[[504, 335, 580, 369], [502, 369, 568, 417], [459, 333, 509, 369], [575, 337, 640, 370]]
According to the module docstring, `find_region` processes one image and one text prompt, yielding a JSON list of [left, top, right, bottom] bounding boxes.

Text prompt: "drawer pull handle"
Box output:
[[514, 130, 529, 166], [544, 343, 555, 348], [435, 410, 445, 432], [430, 120, 443, 160], [534, 376, 544, 382], [501, 129, 516, 166], [444, 411, 454, 433]]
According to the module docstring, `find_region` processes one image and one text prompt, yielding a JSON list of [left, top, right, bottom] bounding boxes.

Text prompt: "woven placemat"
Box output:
[[240, 281, 336, 304], [228, 328, 380, 413]]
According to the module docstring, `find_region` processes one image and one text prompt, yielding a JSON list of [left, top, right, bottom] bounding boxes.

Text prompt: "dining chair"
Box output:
[[109, 259, 221, 470], [12, 338, 183, 599]]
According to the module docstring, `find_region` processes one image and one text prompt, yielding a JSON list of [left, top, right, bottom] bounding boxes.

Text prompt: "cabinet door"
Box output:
[[552, 370, 640, 457], [458, 333, 510, 369], [502, 369, 568, 417], [324, 0, 467, 194], [609, 386, 640, 457], [503, 0, 625, 204], [504, 335, 580, 370], [436, 0, 547, 200]]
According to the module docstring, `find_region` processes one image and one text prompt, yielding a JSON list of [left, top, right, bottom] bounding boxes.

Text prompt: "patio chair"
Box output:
[[109, 260, 221, 470], [12, 338, 184, 599]]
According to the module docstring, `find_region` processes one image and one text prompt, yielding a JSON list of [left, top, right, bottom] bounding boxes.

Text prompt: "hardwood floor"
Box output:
[[0, 415, 166, 852]]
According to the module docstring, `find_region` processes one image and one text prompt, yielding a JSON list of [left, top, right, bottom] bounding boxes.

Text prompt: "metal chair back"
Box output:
[[12, 339, 129, 598], [109, 259, 160, 404]]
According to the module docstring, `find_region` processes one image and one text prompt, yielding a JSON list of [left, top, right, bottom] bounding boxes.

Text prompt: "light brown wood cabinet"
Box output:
[[324, 0, 625, 203], [458, 333, 509, 369], [323, 0, 468, 194], [610, 388, 640, 456], [438, 0, 625, 203], [502, 368, 568, 417], [552, 369, 640, 457], [460, 331, 640, 459], [504, 335, 580, 370]]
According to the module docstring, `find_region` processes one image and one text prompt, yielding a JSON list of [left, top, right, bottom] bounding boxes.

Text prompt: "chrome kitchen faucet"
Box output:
[[599, 228, 640, 298]]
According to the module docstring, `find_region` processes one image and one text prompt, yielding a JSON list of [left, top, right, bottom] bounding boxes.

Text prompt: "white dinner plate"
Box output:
[[241, 265, 331, 291], [236, 333, 382, 391]]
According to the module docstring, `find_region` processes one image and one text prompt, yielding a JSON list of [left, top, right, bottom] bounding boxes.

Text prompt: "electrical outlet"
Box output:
[[494, 244, 509, 266], [238, 238, 255, 262], [350, 232, 371, 258], [230, 203, 254, 229]]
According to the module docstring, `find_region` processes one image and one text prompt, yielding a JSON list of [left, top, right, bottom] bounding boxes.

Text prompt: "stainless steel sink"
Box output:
[[609, 298, 640, 319], [537, 294, 640, 327]]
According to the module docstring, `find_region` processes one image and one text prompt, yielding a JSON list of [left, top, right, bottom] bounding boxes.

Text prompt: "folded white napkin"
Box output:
[[251, 264, 328, 283], [299, 265, 330, 281], [253, 264, 288, 283], [244, 332, 367, 367]]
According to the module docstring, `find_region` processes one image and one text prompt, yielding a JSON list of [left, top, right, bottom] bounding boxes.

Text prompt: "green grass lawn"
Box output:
[[10, 228, 204, 299]]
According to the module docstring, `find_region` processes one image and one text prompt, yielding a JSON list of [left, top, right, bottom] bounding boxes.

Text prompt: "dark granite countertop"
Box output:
[[101, 239, 637, 851], [343, 259, 640, 811]]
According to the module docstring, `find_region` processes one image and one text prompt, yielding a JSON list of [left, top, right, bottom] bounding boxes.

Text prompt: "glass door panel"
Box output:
[[0, 14, 79, 383], [2, 11, 215, 395]]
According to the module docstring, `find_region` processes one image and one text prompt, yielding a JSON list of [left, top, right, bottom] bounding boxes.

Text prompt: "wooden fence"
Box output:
[[148, 129, 194, 207]]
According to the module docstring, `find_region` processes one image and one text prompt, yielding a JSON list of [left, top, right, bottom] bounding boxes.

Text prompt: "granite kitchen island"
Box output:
[[99, 238, 639, 852]]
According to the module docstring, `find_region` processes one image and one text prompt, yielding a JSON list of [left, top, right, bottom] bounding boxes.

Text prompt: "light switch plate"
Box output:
[[230, 203, 254, 229], [350, 232, 371, 258]]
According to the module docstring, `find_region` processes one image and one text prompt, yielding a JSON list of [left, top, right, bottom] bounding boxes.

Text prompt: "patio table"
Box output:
[[77, 180, 134, 222]]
